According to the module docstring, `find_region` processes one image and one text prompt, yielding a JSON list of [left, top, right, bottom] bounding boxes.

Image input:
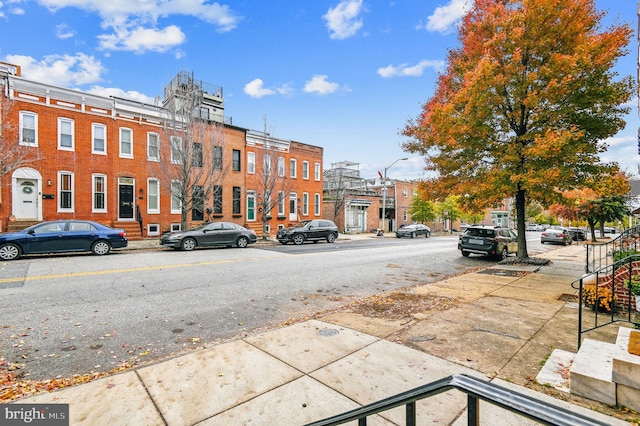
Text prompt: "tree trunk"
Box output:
[[515, 188, 529, 259]]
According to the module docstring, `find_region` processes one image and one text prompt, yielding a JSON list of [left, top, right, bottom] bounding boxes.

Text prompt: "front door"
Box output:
[[15, 179, 39, 219], [289, 193, 298, 221], [118, 180, 135, 220]]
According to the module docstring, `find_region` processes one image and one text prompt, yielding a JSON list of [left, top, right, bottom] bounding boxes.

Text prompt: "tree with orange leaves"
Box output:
[[402, 0, 634, 259]]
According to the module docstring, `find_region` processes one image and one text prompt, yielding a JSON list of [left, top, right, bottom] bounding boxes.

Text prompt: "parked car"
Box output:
[[540, 228, 573, 245], [0, 220, 128, 260], [396, 224, 431, 238], [160, 222, 257, 251], [527, 223, 544, 232], [277, 219, 338, 245], [458, 225, 518, 259], [564, 227, 586, 241]]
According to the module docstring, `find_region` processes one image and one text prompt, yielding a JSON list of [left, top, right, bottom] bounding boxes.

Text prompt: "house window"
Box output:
[[192, 185, 204, 221], [264, 154, 271, 175], [232, 150, 241, 171], [147, 133, 159, 161], [119, 128, 133, 158], [171, 180, 181, 214], [19, 111, 37, 146], [58, 172, 74, 211], [58, 118, 74, 150], [314, 162, 321, 181], [403, 210, 408, 221], [314, 193, 320, 216], [170, 136, 182, 164], [247, 152, 255, 174], [302, 192, 309, 216], [278, 191, 285, 216], [213, 145, 222, 170], [289, 159, 297, 178], [403, 188, 408, 197], [213, 185, 223, 214], [92, 174, 106, 212], [232, 186, 241, 214], [92, 123, 106, 154], [247, 191, 256, 221], [198, 107, 209, 120], [148, 179, 159, 213], [302, 161, 309, 179], [193, 142, 203, 167], [278, 157, 285, 177]]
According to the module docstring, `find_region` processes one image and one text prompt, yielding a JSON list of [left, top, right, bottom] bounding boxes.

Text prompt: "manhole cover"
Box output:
[[316, 328, 339, 337]]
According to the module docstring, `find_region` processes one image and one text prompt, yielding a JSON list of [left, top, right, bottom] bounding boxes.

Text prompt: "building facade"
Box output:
[[0, 66, 323, 238]]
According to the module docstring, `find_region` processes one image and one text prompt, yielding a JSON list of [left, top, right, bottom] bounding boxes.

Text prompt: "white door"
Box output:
[[15, 179, 39, 219]]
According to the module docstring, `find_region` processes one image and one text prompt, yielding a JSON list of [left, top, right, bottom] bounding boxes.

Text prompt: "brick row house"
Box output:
[[0, 65, 323, 239]]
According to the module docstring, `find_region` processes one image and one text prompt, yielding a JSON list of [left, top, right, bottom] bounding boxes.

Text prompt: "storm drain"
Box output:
[[316, 328, 339, 337]]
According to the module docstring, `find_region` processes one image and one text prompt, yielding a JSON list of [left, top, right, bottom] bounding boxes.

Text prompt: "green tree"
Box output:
[[402, 0, 634, 259], [408, 194, 437, 224], [437, 195, 462, 233]]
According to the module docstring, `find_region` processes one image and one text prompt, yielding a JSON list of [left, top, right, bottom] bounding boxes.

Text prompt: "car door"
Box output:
[[65, 221, 97, 251], [217, 223, 239, 245], [199, 223, 222, 246], [507, 229, 518, 253], [23, 222, 68, 254]]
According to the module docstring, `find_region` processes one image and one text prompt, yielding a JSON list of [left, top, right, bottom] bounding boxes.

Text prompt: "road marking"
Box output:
[[0, 255, 288, 284]]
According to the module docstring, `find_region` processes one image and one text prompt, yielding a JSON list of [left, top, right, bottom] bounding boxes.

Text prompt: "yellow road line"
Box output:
[[0, 255, 287, 284]]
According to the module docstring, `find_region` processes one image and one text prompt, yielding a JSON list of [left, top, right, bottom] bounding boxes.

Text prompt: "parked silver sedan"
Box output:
[[540, 228, 572, 245], [160, 222, 257, 251], [396, 224, 431, 238]]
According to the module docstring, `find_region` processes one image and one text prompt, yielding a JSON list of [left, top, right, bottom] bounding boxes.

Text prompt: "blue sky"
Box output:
[[0, 0, 637, 181]]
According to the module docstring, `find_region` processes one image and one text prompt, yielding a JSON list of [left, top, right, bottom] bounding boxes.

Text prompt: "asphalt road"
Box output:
[[0, 233, 551, 381]]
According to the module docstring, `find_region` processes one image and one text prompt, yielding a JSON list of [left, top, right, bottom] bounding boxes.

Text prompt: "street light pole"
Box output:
[[381, 157, 408, 233]]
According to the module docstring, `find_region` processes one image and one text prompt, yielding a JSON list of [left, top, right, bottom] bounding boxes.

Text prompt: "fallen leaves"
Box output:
[[349, 291, 459, 320]]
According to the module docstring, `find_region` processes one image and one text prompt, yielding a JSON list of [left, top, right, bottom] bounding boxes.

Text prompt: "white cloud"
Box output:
[[378, 60, 445, 78], [323, 0, 364, 40], [4, 53, 105, 86], [425, 0, 472, 33], [85, 86, 155, 104], [244, 79, 294, 98], [55, 23, 76, 39], [244, 79, 275, 98], [32, 0, 241, 53], [98, 25, 185, 53], [303, 75, 340, 95]]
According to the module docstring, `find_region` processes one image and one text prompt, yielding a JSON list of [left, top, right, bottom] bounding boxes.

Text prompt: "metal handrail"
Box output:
[[305, 374, 609, 426], [572, 254, 640, 348], [586, 225, 640, 273]]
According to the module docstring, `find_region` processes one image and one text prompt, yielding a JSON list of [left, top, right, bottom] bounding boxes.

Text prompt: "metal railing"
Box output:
[[586, 225, 640, 273], [305, 374, 609, 426], [572, 254, 640, 348]]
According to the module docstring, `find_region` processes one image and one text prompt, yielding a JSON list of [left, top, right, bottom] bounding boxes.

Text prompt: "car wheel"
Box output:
[[411, 232, 416, 239], [181, 238, 197, 251], [236, 236, 249, 248], [327, 233, 336, 243], [461, 250, 470, 257], [425, 231, 430, 238], [0, 243, 21, 260], [292, 234, 305, 245], [91, 240, 111, 255], [501, 247, 508, 260]]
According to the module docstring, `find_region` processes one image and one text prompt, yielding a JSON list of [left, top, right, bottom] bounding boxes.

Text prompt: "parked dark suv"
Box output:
[[277, 219, 339, 245], [458, 225, 517, 259]]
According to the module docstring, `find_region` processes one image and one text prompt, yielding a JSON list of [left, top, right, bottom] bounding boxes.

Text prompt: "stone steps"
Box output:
[[538, 326, 640, 411]]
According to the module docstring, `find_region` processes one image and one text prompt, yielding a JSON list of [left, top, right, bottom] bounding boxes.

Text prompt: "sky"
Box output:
[[0, 0, 637, 181]]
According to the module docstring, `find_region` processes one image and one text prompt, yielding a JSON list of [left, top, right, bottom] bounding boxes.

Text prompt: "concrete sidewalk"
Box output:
[[14, 242, 636, 425]]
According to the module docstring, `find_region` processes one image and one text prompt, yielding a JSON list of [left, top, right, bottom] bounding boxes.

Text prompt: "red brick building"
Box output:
[[0, 66, 323, 239]]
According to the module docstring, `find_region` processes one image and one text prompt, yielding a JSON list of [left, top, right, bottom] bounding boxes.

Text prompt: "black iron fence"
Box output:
[[586, 225, 640, 273], [305, 374, 609, 426]]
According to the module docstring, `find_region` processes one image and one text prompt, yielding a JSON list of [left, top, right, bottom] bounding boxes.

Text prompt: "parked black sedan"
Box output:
[[277, 219, 339, 245], [396, 224, 431, 238], [160, 222, 257, 251], [0, 220, 128, 260]]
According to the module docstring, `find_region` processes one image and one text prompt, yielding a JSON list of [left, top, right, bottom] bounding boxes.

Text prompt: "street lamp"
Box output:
[[381, 157, 408, 233]]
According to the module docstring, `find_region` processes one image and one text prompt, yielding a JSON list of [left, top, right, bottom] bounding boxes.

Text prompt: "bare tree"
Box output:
[[0, 85, 41, 179], [254, 117, 294, 239], [152, 75, 228, 231]]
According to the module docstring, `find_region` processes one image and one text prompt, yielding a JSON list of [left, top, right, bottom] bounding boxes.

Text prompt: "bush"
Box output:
[[613, 248, 639, 262], [628, 275, 640, 296]]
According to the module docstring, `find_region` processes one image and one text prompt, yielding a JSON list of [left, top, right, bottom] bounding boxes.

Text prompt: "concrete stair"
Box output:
[[539, 327, 640, 412]]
